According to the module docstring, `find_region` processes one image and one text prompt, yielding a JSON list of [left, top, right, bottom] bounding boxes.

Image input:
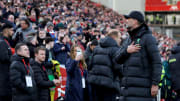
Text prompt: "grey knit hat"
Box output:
[[46, 22, 54, 28]]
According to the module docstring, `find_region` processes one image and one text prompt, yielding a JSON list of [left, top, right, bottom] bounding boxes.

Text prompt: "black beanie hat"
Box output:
[[124, 11, 145, 23]]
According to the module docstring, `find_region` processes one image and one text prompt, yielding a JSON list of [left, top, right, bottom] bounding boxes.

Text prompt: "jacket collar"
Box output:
[[128, 23, 151, 39]]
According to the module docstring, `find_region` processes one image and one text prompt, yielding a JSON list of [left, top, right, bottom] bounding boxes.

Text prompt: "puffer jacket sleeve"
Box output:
[[115, 38, 131, 64], [115, 46, 130, 64], [32, 66, 55, 88], [144, 34, 162, 85], [110, 47, 123, 73], [10, 62, 30, 93]]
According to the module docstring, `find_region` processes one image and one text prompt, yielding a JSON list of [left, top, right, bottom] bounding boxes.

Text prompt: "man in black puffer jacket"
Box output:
[[169, 42, 180, 100], [87, 29, 122, 101], [10, 43, 37, 101], [30, 46, 61, 101], [115, 11, 162, 101]]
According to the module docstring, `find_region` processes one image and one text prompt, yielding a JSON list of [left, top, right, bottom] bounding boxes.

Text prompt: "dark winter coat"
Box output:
[[30, 59, 55, 101], [53, 42, 70, 65], [10, 54, 37, 101], [169, 46, 180, 92], [115, 24, 162, 101], [0, 36, 12, 96], [87, 36, 121, 93], [65, 58, 89, 101], [84, 45, 93, 70]]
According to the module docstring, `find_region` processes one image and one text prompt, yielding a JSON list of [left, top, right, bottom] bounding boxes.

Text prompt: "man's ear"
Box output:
[[35, 53, 37, 57]]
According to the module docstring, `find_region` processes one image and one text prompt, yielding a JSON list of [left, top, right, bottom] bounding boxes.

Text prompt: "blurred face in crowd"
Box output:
[[8, 15, 14, 23], [77, 35, 83, 40], [3, 28, 14, 38], [17, 45, 30, 58], [31, 11, 36, 18], [8, 28, 14, 37], [39, 30, 46, 39], [48, 26, 54, 31], [49, 41, 54, 49], [65, 35, 70, 43], [94, 31, 100, 36], [9, 7, 15, 13], [90, 45, 96, 51], [20, 20, 29, 30], [60, 29, 66, 35], [35, 50, 46, 63]]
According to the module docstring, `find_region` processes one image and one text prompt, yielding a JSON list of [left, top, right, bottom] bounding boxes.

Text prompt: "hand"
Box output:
[[127, 42, 141, 53], [61, 47, 65, 50], [53, 79, 61, 86], [75, 54, 83, 61], [87, 42, 91, 47], [151, 85, 159, 97], [54, 72, 59, 78]]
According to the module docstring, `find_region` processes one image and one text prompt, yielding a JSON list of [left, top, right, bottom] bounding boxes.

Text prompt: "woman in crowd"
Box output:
[[65, 45, 90, 101]]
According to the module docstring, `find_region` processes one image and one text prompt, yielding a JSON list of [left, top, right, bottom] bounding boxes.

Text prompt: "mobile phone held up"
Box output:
[[76, 49, 82, 56]]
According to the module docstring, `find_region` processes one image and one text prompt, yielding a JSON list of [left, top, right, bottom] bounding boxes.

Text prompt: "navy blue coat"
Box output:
[[53, 42, 70, 65], [65, 58, 88, 101]]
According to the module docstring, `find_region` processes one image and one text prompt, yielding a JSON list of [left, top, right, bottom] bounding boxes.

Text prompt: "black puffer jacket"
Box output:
[[0, 36, 12, 96], [30, 59, 55, 101], [169, 46, 180, 92], [115, 24, 162, 101], [87, 36, 121, 93], [10, 54, 37, 101]]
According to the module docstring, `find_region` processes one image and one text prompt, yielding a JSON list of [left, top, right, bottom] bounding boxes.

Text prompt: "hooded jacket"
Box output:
[[87, 36, 121, 93]]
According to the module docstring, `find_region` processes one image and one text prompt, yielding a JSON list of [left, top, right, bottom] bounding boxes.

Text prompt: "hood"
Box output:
[[11, 54, 22, 62], [171, 46, 180, 54], [21, 23, 33, 32], [128, 23, 152, 39], [10, 54, 29, 63], [29, 59, 41, 67], [20, 23, 36, 33], [99, 36, 118, 48]]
